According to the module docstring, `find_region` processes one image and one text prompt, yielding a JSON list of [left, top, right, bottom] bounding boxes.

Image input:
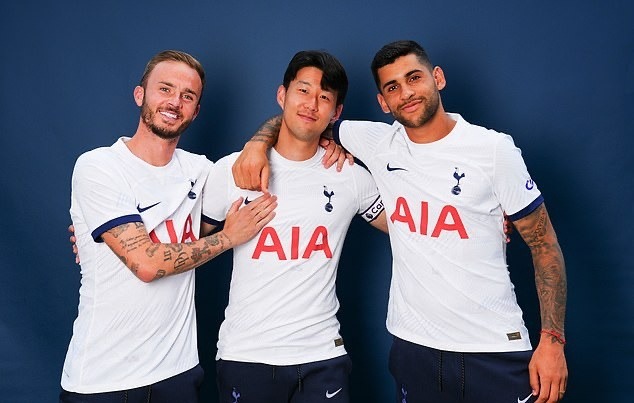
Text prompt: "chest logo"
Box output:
[[452, 167, 465, 195], [137, 201, 161, 213], [387, 162, 408, 172], [323, 186, 335, 212], [188, 180, 197, 199]]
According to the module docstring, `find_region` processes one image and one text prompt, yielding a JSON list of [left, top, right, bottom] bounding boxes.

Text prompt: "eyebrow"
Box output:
[[381, 69, 424, 92]]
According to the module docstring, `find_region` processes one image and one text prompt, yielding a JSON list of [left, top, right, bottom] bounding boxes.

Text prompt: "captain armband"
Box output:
[[360, 196, 384, 222]]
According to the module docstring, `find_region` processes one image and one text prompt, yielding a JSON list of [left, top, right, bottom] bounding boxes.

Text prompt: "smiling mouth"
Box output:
[[400, 99, 422, 112], [297, 113, 317, 122], [159, 110, 181, 120]]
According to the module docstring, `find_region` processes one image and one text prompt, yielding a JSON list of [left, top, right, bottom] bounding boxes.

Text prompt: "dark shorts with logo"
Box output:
[[59, 364, 204, 403], [216, 355, 351, 403], [389, 336, 535, 403]]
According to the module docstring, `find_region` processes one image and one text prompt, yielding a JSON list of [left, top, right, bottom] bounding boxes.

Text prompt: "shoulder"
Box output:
[[455, 114, 516, 149], [339, 119, 394, 135], [174, 148, 214, 165], [74, 146, 117, 170], [213, 151, 241, 168]]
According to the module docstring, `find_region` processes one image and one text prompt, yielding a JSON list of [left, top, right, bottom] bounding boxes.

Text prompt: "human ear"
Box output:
[[377, 93, 390, 114], [133, 86, 144, 107], [433, 66, 447, 91], [276, 85, 286, 110]]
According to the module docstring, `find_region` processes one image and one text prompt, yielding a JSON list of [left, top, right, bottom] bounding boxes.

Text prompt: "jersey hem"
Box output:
[[216, 349, 347, 366], [60, 360, 199, 394], [387, 328, 532, 353]]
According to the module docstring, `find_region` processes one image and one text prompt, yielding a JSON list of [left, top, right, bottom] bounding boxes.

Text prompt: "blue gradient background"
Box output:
[[1, 1, 631, 401]]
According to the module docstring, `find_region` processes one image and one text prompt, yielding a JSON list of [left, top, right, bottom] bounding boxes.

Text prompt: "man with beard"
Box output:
[[232, 40, 568, 403], [60, 50, 277, 403]]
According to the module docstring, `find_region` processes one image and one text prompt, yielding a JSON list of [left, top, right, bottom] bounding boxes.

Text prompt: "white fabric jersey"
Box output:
[[203, 148, 383, 365], [334, 114, 543, 353], [62, 137, 213, 393]]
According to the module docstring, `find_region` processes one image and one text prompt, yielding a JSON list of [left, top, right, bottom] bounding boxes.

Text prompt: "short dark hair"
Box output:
[[371, 40, 433, 90], [282, 50, 348, 106], [139, 50, 206, 102]]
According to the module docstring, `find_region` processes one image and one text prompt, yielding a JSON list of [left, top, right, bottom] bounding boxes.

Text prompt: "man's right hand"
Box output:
[[221, 193, 277, 246], [232, 141, 271, 192]]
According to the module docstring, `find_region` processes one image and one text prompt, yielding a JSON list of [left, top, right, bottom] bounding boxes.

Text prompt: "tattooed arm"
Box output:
[[232, 115, 349, 191], [231, 115, 281, 192], [512, 203, 568, 402], [101, 193, 276, 283]]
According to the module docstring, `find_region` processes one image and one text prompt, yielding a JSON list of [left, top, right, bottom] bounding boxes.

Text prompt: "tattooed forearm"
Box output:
[[120, 234, 151, 253], [163, 250, 172, 262], [205, 232, 232, 251], [173, 252, 189, 273], [145, 243, 160, 258], [165, 243, 184, 253], [129, 262, 140, 277], [109, 224, 130, 238], [513, 204, 567, 335], [191, 247, 211, 264], [103, 221, 234, 283], [249, 115, 282, 146]]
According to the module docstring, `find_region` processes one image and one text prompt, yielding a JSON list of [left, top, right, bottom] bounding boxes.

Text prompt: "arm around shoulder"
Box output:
[[102, 193, 277, 282], [232, 115, 283, 191]]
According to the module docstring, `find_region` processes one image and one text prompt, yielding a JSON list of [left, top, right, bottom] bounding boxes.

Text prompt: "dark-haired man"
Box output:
[[206, 50, 386, 403], [233, 40, 567, 403]]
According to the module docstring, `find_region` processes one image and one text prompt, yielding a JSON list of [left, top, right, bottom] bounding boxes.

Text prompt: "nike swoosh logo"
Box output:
[[386, 163, 408, 172], [136, 202, 161, 213], [517, 392, 533, 403], [326, 388, 342, 399], [244, 197, 252, 205]]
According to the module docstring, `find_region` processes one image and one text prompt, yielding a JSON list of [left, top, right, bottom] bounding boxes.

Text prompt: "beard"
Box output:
[[140, 100, 192, 140], [392, 89, 441, 129]]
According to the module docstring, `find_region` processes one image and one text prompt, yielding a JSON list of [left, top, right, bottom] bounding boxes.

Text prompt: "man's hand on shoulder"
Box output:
[[232, 141, 270, 192]]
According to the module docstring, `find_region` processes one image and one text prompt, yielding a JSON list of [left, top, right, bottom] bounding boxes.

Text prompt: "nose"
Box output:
[[305, 96, 318, 112], [401, 84, 415, 100], [167, 92, 183, 108]]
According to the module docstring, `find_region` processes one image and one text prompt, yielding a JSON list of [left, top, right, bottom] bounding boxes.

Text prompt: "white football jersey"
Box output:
[[334, 114, 542, 353], [203, 147, 383, 365], [62, 137, 213, 393]]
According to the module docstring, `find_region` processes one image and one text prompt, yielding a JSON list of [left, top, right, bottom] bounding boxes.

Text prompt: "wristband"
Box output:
[[541, 329, 566, 345]]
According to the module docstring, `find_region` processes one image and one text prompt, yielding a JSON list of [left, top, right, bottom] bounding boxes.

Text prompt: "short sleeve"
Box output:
[[72, 152, 141, 242], [333, 120, 392, 165], [352, 165, 384, 222], [492, 135, 544, 220], [201, 154, 236, 225]]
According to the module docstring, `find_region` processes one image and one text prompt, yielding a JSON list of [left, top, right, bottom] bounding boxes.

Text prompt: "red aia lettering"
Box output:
[[252, 226, 332, 260], [390, 197, 468, 239], [148, 215, 198, 243]]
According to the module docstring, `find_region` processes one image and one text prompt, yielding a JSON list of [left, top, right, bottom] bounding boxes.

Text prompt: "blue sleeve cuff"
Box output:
[[507, 195, 544, 221], [202, 215, 224, 226], [92, 214, 142, 242]]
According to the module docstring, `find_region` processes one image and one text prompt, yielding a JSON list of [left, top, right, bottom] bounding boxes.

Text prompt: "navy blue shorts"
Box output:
[[216, 355, 352, 403], [59, 364, 204, 403], [389, 337, 535, 403]]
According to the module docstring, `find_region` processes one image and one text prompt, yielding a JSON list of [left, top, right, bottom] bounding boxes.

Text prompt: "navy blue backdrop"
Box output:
[[1, 1, 632, 402]]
